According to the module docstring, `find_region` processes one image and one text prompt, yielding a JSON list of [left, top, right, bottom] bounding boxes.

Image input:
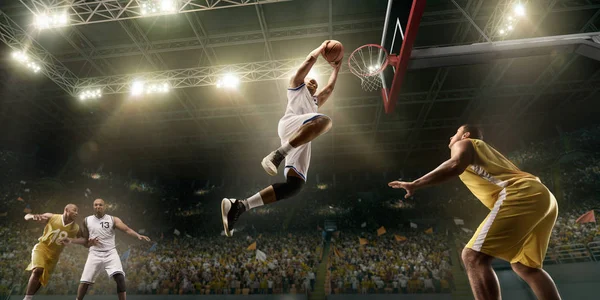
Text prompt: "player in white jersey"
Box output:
[[221, 40, 341, 237], [75, 199, 150, 300]]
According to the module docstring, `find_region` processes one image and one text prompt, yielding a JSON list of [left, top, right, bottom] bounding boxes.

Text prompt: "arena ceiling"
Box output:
[[0, 0, 599, 179]]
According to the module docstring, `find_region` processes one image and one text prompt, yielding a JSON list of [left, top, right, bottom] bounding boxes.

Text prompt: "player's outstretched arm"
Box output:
[[315, 62, 341, 107], [290, 41, 329, 88], [62, 225, 97, 247], [389, 139, 474, 198], [114, 216, 151, 242], [24, 212, 53, 223]]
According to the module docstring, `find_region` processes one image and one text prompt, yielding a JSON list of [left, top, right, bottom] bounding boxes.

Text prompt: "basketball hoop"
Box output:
[[348, 44, 398, 92]]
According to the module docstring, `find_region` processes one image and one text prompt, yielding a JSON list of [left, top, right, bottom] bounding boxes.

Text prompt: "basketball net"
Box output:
[[347, 44, 390, 92]]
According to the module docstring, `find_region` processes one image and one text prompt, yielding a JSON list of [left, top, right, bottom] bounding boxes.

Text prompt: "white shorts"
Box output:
[[277, 113, 325, 181], [80, 249, 124, 284]]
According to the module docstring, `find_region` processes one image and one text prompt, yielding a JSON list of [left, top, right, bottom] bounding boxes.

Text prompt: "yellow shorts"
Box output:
[[466, 179, 558, 268], [26, 244, 60, 286]]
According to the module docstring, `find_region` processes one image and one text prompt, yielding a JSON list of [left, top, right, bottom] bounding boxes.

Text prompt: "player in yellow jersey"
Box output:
[[388, 125, 561, 300], [23, 204, 94, 300]]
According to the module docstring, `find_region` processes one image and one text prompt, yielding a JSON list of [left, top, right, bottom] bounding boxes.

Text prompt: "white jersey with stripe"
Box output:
[[284, 83, 318, 116], [85, 214, 116, 252]]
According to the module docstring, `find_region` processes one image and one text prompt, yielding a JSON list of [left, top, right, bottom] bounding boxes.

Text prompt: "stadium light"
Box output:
[[141, 0, 178, 16], [34, 12, 68, 29], [514, 3, 525, 17], [131, 80, 170, 96], [132, 80, 145, 96], [216, 74, 240, 89], [146, 82, 170, 93], [79, 89, 102, 101], [160, 0, 177, 12], [11, 51, 41, 73]]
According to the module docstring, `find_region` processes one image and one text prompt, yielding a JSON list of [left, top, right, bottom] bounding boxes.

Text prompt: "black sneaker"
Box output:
[[221, 198, 246, 237], [261, 150, 285, 176]]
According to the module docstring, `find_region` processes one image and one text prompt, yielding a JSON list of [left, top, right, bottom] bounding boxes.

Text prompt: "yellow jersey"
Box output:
[[34, 214, 80, 254], [459, 139, 538, 209]]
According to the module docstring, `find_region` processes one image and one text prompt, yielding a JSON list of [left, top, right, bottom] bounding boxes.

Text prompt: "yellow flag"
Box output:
[[394, 234, 407, 242], [247, 242, 257, 251], [359, 238, 368, 245], [425, 227, 433, 234], [377, 226, 386, 236]]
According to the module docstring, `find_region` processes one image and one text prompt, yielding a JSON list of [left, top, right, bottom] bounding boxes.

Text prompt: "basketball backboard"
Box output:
[[380, 0, 426, 113]]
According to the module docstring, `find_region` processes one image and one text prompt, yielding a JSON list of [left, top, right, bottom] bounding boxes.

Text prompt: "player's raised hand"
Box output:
[[388, 181, 416, 198], [318, 40, 332, 56], [138, 235, 151, 242]]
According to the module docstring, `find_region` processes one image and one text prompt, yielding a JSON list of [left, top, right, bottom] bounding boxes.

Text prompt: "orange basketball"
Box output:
[[323, 40, 344, 63]]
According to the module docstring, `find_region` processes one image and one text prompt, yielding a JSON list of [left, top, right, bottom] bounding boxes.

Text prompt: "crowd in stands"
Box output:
[[328, 231, 454, 294], [550, 207, 600, 248]]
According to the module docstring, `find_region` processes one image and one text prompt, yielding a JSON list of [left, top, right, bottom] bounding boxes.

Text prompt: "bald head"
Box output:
[[93, 198, 106, 217], [63, 204, 79, 221], [304, 77, 318, 96], [65, 204, 78, 211]]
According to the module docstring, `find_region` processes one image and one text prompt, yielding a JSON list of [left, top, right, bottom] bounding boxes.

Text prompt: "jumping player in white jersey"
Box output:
[[221, 40, 341, 237], [75, 199, 150, 300]]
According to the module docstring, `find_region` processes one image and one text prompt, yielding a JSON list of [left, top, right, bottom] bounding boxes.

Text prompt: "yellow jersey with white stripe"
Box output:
[[34, 214, 80, 254], [458, 139, 538, 209]]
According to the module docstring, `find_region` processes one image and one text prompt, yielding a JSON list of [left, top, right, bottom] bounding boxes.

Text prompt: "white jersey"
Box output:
[[277, 83, 325, 181], [283, 83, 318, 116], [84, 214, 116, 252]]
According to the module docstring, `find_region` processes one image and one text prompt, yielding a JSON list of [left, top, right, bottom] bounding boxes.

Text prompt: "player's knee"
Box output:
[[460, 248, 470, 264], [461, 248, 490, 267], [461, 248, 478, 266], [113, 273, 126, 293], [316, 115, 332, 132], [511, 262, 537, 277], [272, 176, 305, 200], [31, 268, 44, 278], [305, 115, 332, 132]]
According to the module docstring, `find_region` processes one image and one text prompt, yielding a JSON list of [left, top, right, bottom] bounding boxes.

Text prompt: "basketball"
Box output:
[[323, 40, 344, 63]]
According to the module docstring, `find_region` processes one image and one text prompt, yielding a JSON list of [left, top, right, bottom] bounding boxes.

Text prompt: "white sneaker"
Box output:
[[261, 150, 285, 176]]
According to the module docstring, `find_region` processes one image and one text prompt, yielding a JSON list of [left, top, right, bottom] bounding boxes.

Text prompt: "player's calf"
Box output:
[[221, 176, 304, 237], [511, 263, 561, 300], [113, 273, 126, 294], [25, 268, 44, 297]]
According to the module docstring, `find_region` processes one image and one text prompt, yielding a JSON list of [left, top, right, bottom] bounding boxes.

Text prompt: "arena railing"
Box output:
[[554, 243, 594, 264], [587, 241, 600, 261]]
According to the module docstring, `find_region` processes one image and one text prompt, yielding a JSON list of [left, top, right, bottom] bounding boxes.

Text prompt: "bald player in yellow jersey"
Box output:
[[388, 125, 561, 300], [23, 204, 93, 300]]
